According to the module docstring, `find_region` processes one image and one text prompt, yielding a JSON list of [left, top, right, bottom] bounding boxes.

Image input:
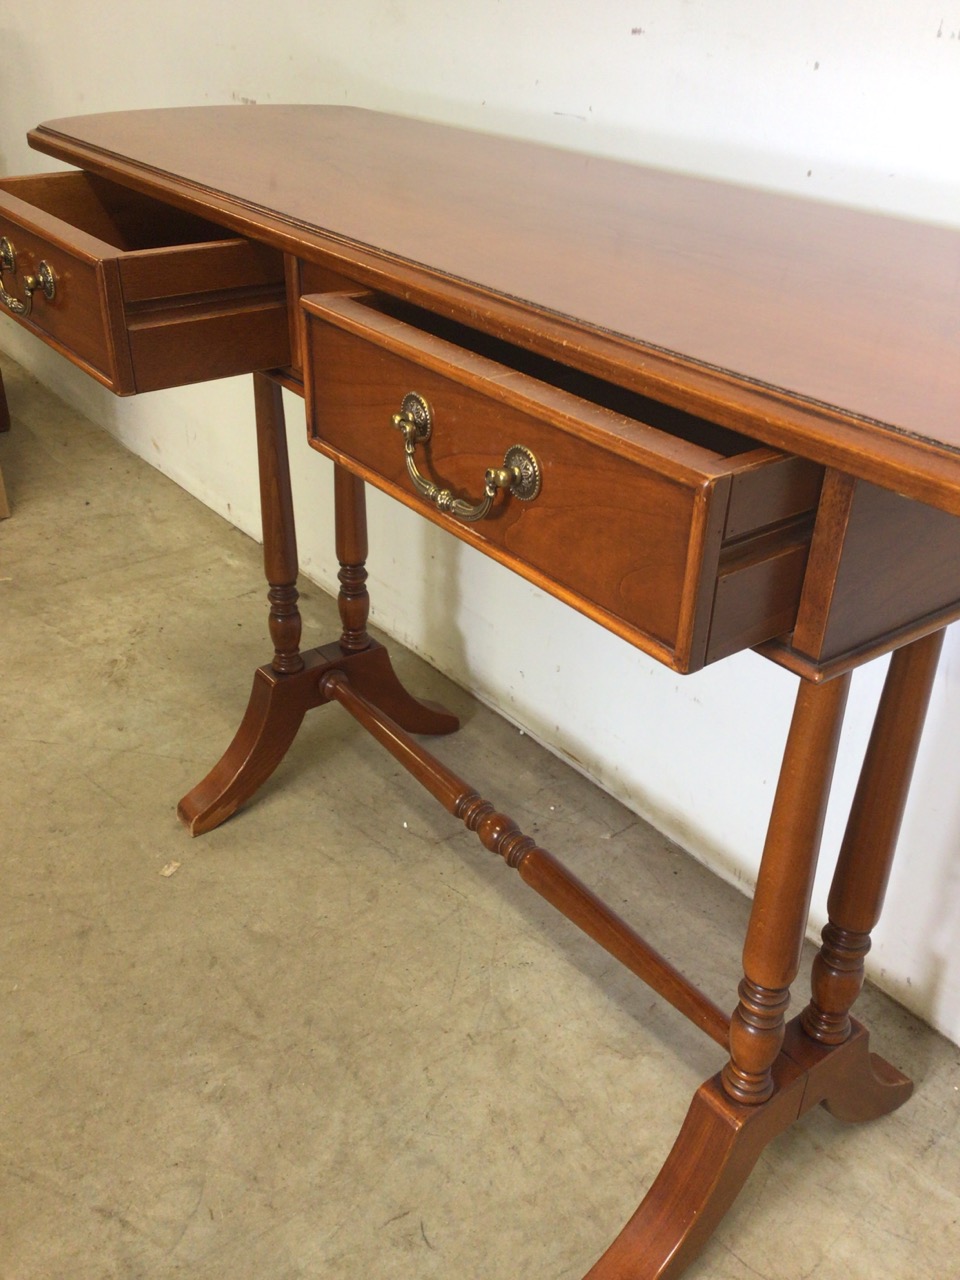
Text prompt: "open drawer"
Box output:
[[0, 170, 290, 393], [302, 292, 823, 673]]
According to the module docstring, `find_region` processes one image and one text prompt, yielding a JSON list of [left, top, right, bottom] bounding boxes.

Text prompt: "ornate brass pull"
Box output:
[[391, 392, 541, 523], [0, 236, 57, 317]]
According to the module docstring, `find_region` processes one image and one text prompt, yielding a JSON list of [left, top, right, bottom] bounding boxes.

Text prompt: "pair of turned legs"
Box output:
[[588, 628, 941, 1278], [727, 628, 941, 1108], [181, 372, 943, 1279]]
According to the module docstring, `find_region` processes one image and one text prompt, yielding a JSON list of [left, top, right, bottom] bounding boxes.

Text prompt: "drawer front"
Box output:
[[0, 171, 290, 393], [303, 293, 821, 672]]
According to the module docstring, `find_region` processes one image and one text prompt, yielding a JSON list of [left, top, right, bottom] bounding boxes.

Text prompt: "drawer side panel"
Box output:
[[793, 474, 960, 663], [126, 298, 291, 392]]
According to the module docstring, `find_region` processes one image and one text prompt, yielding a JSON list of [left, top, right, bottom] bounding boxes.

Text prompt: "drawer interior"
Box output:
[[0, 171, 241, 251], [367, 296, 759, 461]]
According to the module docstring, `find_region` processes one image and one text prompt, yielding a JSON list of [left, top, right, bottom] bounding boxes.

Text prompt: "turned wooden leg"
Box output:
[[255, 372, 304, 674], [722, 673, 851, 1105], [178, 372, 306, 832], [330, 466, 459, 735], [178, 380, 457, 835], [334, 465, 371, 653], [586, 658, 924, 1278], [801, 630, 945, 1049]]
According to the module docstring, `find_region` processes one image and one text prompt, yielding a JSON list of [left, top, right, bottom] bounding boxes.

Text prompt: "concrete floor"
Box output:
[[1, 350, 958, 1280]]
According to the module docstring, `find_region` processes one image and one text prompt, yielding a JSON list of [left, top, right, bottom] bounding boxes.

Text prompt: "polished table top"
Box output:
[[8, 102, 957, 1280], [29, 104, 960, 514]]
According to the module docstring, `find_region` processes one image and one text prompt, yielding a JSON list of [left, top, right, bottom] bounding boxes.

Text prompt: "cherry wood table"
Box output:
[[3, 105, 960, 1277]]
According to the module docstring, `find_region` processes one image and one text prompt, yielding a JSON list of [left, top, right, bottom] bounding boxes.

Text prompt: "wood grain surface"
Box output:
[[27, 105, 960, 511]]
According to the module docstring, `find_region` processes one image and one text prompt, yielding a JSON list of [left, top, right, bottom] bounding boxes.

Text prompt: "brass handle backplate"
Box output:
[[391, 392, 541, 523], [0, 236, 57, 317]]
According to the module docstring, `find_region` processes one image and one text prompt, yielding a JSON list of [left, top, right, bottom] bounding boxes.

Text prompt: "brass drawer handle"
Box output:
[[0, 236, 57, 317], [391, 392, 541, 523]]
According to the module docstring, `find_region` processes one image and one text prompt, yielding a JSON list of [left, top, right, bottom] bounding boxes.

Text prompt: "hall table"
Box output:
[[3, 105, 960, 1276]]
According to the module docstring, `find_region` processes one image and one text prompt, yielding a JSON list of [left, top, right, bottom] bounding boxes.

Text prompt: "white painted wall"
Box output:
[[2, 1, 959, 1044]]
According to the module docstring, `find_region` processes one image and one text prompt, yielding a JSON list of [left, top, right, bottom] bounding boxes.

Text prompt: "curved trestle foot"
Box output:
[[177, 640, 459, 836], [337, 642, 460, 737], [177, 654, 322, 836], [782, 1017, 913, 1124], [585, 1015, 913, 1279]]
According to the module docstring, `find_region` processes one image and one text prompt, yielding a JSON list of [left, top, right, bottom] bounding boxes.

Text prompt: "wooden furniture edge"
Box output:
[[26, 123, 960, 518]]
